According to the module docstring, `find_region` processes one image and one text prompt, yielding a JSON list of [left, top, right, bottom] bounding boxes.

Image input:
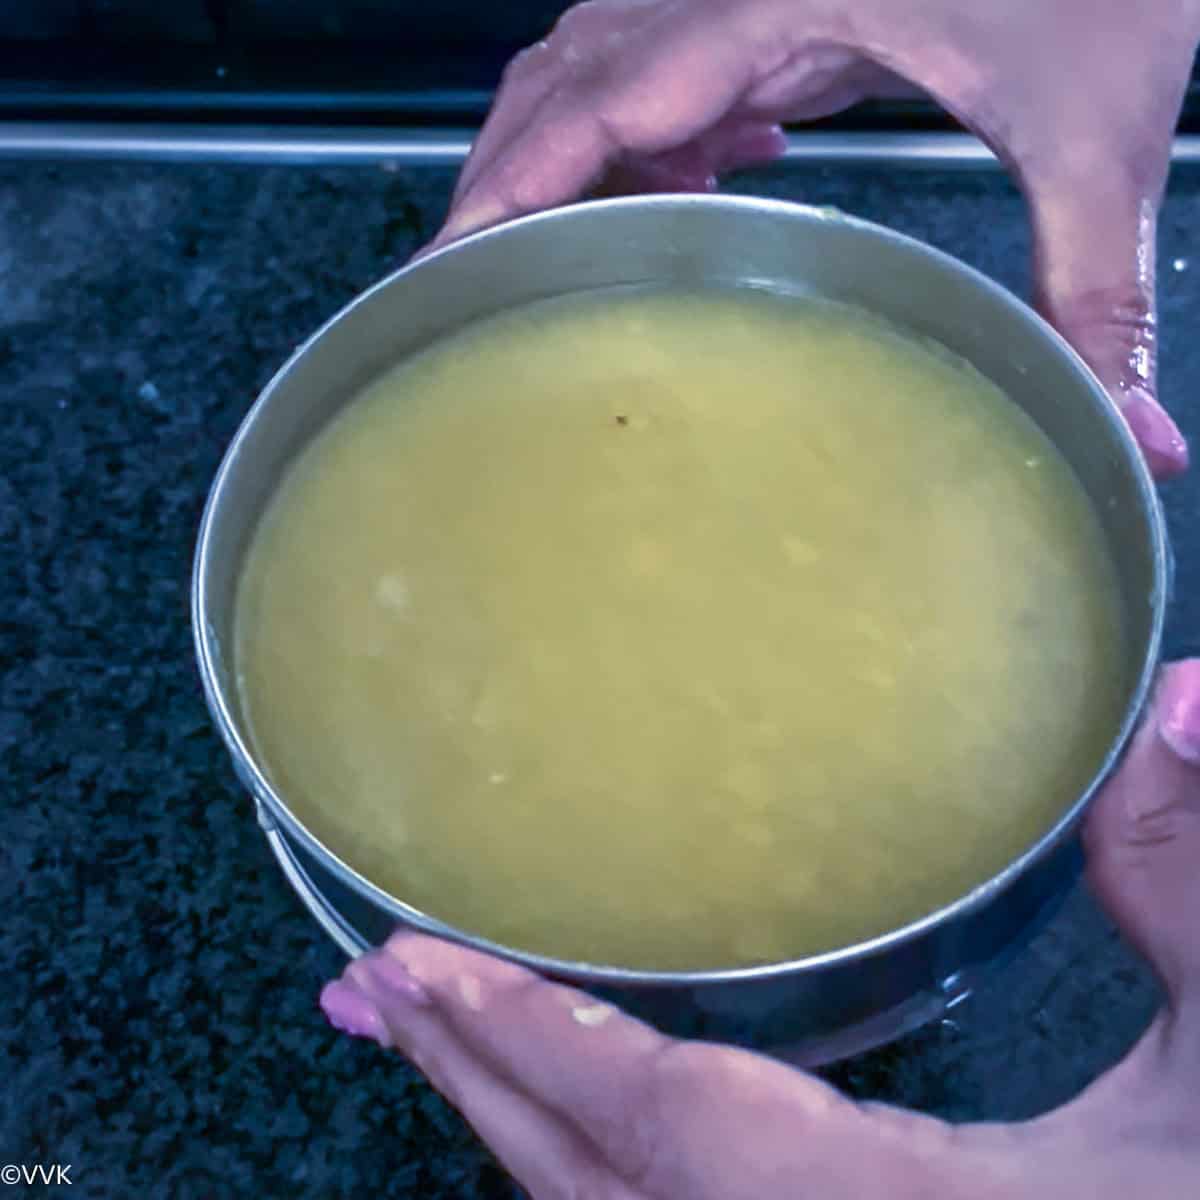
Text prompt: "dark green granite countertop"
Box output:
[[2, 161, 1197, 1198]]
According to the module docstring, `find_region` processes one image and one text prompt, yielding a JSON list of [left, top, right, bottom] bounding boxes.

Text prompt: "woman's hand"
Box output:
[[321, 660, 1200, 1199], [423, 0, 1198, 479]]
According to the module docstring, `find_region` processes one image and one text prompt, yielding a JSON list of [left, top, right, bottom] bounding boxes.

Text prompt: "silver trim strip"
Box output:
[[0, 122, 474, 164], [4, 122, 1200, 167]]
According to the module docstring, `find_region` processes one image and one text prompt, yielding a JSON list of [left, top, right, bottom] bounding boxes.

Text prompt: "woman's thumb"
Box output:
[[1084, 660, 1200, 1015], [1025, 173, 1188, 479]]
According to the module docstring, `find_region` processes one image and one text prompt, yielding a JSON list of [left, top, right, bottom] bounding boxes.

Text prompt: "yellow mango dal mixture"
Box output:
[[235, 286, 1124, 970]]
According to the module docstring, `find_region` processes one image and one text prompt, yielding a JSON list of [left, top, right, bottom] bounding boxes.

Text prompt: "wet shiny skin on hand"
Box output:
[[235, 287, 1125, 971]]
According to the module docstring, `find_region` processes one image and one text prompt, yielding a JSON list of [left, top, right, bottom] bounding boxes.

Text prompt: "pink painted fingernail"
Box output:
[[361, 952, 432, 1008], [1122, 388, 1190, 478], [319, 979, 393, 1047], [1157, 664, 1200, 764]]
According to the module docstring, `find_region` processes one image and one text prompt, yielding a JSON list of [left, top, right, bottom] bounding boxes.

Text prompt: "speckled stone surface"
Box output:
[[1, 160, 1197, 1198]]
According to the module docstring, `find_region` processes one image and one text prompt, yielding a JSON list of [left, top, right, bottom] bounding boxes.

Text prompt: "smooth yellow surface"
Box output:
[[236, 287, 1125, 970]]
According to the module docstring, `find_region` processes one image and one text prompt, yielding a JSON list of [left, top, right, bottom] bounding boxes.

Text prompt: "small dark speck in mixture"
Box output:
[[615, 414, 629, 426]]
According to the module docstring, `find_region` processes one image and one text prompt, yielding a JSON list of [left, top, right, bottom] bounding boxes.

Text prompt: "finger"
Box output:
[[450, 0, 702, 217], [711, 120, 789, 172], [438, 1, 656, 244], [322, 959, 632, 1200], [379, 933, 950, 1199], [415, 117, 753, 262], [689, 116, 789, 177], [450, 39, 561, 212], [597, 119, 786, 196], [435, 7, 767, 246], [597, 52, 913, 198], [1023, 158, 1188, 479], [1084, 659, 1200, 1011]]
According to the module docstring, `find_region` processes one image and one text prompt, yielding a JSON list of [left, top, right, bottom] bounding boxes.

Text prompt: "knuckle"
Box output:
[[1121, 799, 1192, 850], [553, 0, 608, 41], [1070, 286, 1155, 342], [550, 0, 633, 70], [502, 39, 553, 85], [1049, 284, 1157, 385], [595, 1105, 657, 1189], [610, 1040, 714, 1190]]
